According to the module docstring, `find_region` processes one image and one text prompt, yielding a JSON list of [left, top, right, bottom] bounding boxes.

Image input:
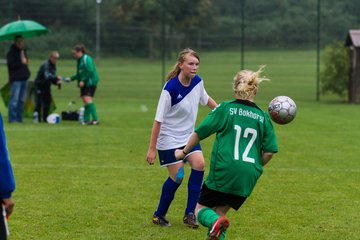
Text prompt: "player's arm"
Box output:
[[146, 120, 161, 165], [175, 132, 200, 160], [207, 96, 217, 110], [262, 152, 274, 166]]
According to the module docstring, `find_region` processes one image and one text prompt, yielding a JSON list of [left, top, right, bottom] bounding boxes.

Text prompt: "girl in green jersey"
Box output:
[[65, 45, 100, 125], [175, 66, 278, 240]]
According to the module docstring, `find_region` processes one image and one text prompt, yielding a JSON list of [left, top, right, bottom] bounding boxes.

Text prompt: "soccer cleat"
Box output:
[[152, 214, 171, 227], [207, 216, 230, 240], [183, 212, 199, 229], [90, 120, 100, 125], [81, 121, 89, 125]]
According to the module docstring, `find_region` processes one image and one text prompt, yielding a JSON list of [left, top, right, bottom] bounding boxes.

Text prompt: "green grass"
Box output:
[[0, 50, 359, 239]]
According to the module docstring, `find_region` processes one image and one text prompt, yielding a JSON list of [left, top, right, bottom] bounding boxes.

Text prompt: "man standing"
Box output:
[[6, 35, 31, 123], [34, 51, 61, 122], [0, 112, 15, 239]]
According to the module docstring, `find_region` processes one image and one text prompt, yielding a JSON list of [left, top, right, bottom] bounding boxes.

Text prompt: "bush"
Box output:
[[321, 41, 350, 100]]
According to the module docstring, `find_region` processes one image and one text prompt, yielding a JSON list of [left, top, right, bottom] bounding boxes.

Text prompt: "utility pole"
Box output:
[[161, 0, 166, 86], [96, 0, 102, 64], [240, 0, 245, 70], [316, 0, 321, 101]]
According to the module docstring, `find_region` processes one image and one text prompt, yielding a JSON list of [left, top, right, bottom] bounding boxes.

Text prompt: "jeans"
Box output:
[[8, 80, 28, 123]]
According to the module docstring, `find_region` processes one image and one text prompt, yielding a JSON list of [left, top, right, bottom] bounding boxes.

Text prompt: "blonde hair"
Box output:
[[233, 66, 269, 100], [166, 48, 200, 81], [49, 51, 60, 58]]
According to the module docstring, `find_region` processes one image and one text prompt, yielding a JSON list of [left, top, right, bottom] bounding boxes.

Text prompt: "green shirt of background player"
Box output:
[[64, 44, 100, 125], [175, 66, 278, 240]]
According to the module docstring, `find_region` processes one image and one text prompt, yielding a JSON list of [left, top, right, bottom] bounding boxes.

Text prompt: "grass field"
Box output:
[[0, 50, 359, 240]]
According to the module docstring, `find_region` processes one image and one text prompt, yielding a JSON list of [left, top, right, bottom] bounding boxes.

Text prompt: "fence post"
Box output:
[[96, 0, 101, 64]]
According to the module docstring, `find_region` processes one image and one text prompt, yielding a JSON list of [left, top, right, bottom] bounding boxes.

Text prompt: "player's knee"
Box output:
[[192, 160, 205, 171]]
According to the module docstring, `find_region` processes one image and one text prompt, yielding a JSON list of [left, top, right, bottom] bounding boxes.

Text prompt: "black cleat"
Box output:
[[183, 212, 199, 229], [152, 214, 171, 227]]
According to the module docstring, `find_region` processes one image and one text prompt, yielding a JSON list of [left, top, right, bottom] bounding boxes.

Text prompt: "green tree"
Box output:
[[321, 41, 350, 101]]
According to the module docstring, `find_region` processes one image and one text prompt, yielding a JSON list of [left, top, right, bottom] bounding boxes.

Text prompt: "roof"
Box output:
[[345, 30, 360, 47]]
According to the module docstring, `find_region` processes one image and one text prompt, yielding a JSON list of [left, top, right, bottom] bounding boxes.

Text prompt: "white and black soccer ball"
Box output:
[[268, 96, 297, 125]]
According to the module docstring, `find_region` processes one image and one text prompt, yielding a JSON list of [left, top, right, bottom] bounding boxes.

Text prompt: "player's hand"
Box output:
[[57, 80, 62, 90], [79, 81, 85, 87], [2, 198, 15, 217], [146, 149, 157, 165], [174, 149, 184, 160]]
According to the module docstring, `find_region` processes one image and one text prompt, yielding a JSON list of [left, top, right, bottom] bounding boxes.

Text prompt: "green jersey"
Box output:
[[71, 54, 99, 87], [195, 99, 278, 197]]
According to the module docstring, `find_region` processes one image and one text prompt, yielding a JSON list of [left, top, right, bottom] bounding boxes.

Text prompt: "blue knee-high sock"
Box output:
[[185, 169, 204, 215], [155, 177, 181, 217]]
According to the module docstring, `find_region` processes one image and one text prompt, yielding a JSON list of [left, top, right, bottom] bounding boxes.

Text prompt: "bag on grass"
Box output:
[[61, 111, 79, 121], [61, 101, 79, 121]]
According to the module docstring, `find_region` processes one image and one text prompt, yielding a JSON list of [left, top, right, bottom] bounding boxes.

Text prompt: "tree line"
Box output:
[[0, 0, 359, 58]]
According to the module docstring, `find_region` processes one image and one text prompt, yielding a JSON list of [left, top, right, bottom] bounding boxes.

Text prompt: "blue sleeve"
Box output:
[[0, 113, 15, 199]]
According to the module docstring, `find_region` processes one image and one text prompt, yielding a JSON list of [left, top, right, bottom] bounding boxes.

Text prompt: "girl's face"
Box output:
[[179, 54, 199, 79], [72, 50, 83, 59]]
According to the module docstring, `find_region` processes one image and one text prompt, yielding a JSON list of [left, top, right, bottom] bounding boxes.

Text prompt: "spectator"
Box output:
[[6, 35, 31, 123], [34, 51, 62, 123]]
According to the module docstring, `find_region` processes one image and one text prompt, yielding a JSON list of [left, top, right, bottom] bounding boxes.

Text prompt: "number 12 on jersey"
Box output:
[[234, 125, 257, 163]]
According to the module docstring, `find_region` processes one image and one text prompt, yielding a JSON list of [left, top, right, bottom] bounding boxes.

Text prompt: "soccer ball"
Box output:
[[47, 113, 60, 124], [268, 96, 297, 125]]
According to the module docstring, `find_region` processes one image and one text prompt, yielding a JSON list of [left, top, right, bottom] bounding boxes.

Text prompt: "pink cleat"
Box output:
[[207, 216, 230, 240]]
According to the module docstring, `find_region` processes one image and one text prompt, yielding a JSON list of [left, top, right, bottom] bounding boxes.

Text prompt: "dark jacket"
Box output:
[[35, 59, 58, 89], [6, 44, 31, 82]]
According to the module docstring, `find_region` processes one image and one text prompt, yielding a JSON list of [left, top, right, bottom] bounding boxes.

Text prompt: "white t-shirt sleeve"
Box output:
[[155, 90, 171, 122], [199, 81, 209, 106]]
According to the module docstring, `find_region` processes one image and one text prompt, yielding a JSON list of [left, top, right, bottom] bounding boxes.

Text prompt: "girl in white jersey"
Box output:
[[147, 48, 217, 228]]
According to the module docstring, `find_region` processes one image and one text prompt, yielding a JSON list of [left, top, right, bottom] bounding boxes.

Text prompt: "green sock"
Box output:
[[84, 104, 91, 122], [199, 208, 228, 239], [88, 102, 99, 121], [220, 230, 227, 240], [198, 207, 219, 228]]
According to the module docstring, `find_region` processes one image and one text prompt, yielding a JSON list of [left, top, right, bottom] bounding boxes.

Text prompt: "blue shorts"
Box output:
[[157, 144, 202, 167]]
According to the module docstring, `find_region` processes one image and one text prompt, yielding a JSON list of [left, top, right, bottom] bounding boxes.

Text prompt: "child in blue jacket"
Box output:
[[0, 113, 15, 239]]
